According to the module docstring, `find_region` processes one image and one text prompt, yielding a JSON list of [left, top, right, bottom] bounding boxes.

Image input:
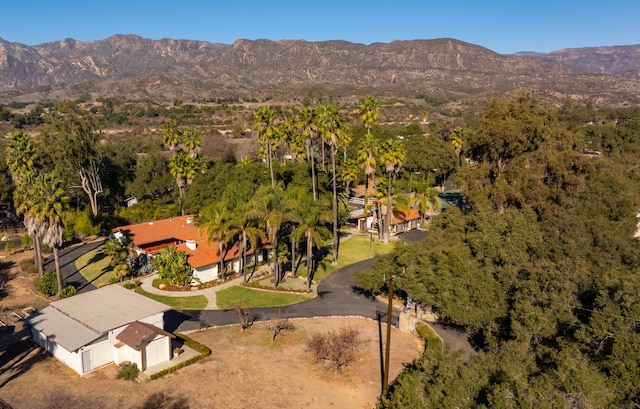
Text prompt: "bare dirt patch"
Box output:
[[0, 252, 423, 409], [0, 318, 422, 409]]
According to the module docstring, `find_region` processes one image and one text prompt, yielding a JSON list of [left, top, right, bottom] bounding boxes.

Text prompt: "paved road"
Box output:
[[47, 239, 105, 293], [55, 233, 472, 351]]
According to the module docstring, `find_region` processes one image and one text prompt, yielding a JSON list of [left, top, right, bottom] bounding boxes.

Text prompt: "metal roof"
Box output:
[[25, 307, 102, 352], [45, 285, 170, 333]]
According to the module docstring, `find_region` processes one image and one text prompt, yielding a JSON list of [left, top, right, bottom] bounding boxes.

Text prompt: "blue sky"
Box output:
[[2, 1, 639, 54]]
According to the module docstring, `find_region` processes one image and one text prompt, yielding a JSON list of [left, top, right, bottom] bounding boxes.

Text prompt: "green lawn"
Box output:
[[74, 232, 394, 310], [216, 286, 310, 309], [75, 249, 116, 287], [135, 287, 208, 310], [311, 233, 394, 282]]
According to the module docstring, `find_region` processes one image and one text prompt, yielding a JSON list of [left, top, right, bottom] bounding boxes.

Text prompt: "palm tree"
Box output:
[[182, 128, 202, 159], [295, 106, 320, 201], [169, 151, 206, 216], [357, 133, 379, 203], [450, 126, 464, 166], [317, 104, 351, 265], [339, 158, 359, 197], [358, 95, 380, 135], [169, 151, 189, 215], [248, 185, 296, 288], [199, 200, 233, 282], [225, 196, 266, 284], [252, 107, 279, 188], [294, 195, 332, 291], [5, 132, 45, 275], [379, 139, 406, 243], [162, 119, 182, 152], [103, 237, 130, 266], [33, 173, 69, 294], [410, 180, 441, 226]]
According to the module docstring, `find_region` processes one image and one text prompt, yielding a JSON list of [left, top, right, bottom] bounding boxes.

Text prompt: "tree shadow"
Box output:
[[139, 392, 190, 409], [0, 260, 17, 300], [0, 340, 48, 388]]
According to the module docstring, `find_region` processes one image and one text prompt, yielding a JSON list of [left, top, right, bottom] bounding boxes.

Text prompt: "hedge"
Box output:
[[149, 332, 211, 380]]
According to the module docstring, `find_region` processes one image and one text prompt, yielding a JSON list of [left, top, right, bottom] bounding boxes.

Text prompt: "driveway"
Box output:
[[56, 232, 472, 352], [166, 258, 388, 332], [44, 238, 105, 294]]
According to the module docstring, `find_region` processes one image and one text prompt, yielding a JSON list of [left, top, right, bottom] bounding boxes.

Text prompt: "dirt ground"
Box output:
[[0, 252, 424, 409]]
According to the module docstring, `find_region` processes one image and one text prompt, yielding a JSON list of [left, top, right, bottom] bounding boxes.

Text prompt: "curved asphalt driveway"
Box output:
[[167, 258, 386, 332], [55, 233, 471, 351], [167, 233, 472, 351], [49, 239, 105, 293]]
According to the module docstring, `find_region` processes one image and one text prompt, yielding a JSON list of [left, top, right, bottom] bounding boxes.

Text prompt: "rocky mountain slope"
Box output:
[[1, 35, 639, 105], [515, 45, 640, 77]]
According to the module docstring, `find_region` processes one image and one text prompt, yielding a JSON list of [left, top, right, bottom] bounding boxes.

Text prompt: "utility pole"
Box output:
[[383, 273, 395, 390]]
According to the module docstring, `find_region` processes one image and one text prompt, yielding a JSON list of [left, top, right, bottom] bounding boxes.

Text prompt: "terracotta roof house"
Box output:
[[112, 215, 265, 283], [391, 207, 422, 234], [25, 285, 173, 376], [351, 206, 423, 235]]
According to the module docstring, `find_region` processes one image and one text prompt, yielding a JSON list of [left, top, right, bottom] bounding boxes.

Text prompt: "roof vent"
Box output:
[[186, 217, 193, 224]]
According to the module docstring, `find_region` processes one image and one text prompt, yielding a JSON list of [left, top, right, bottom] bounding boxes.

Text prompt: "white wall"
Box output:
[[144, 335, 171, 368], [31, 329, 84, 375], [194, 263, 218, 283], [115, 343, 143, 370], [139, 312, 165, 329]]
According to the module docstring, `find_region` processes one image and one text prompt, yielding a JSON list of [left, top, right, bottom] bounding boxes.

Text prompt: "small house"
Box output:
[[25, 285, 173, 376]]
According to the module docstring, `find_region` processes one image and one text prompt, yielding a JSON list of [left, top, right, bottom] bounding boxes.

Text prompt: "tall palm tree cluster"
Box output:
[[196, 97, 429, 290], [6, 131, 68, 294], [251, 103, 352, 268], [162, 119, 207, 216]]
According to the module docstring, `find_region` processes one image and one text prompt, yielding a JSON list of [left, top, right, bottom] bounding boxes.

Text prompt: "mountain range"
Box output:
[[1, 35, 639, 105]]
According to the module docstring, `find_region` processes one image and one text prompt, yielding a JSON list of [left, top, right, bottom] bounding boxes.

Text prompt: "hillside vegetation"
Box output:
[[356, 95, 640, 407]]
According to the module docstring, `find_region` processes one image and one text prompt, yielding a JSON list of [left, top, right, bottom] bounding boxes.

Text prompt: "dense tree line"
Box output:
[[356, 94, 640, 407]]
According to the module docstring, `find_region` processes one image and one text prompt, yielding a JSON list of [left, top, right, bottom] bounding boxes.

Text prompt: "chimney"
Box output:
[[186, 240, 197, 250]]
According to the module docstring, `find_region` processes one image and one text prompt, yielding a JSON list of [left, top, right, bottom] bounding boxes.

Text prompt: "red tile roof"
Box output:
[[391, 207, 421, 225], [113, 215, 204, 247], [114, 215, 262, 269]]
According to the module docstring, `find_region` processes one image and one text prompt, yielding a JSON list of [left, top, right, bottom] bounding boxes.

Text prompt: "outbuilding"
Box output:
[[25, 285, 173, 376]]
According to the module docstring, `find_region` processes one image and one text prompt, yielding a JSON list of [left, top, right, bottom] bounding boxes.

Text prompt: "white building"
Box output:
[[25, 285, 173, 376]]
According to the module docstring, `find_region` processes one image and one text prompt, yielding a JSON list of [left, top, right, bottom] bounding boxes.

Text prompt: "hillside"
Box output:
[[1, 35, 640, 105]]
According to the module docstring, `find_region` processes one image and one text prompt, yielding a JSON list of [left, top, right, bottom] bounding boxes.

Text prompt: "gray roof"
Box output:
[[26, 285, 171, 351], [25, 307, 102, 352], [50, 285, 171, 333]]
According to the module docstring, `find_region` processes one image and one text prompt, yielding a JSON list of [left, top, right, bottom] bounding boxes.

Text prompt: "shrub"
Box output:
[[151, 247, 195, 286], [21, 234, 33, 250], [122, 280, 141, 290], [116, 362, 139, 381], [306, 327, 362, 372], [59, 285, 77, 299], [70, 209, 102, 241], [3, 241, 15, 255], [36, 271, 59, 296], [415, 321, 442, 349], [19, 258, 38, 274]]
